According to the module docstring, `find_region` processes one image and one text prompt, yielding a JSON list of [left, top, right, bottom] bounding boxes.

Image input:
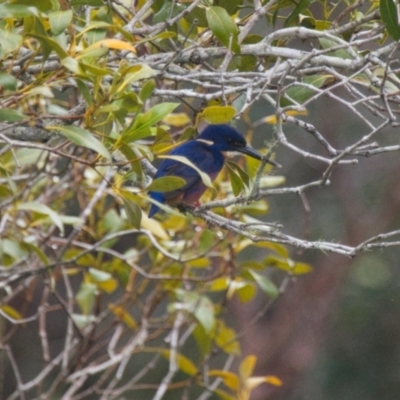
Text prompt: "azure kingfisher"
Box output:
[[148, 124, 278, 218]]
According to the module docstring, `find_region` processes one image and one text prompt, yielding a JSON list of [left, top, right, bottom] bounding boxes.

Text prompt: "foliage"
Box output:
[[0, 0, 399, 399]]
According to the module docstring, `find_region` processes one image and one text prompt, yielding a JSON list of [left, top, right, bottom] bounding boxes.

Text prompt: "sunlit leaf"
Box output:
[[47, 125, 111, 160], [163, 113, 191, 127], [199, 105, 236, 124], [293, 262, 313, 275], [208, 370, 240, 391], [49, 10, 73, 36], [0, 29, 22, 59], [0, 305, 22, 320], [187, 258, 210, 268], [161, 350, 199, 376], [0, 4, 37, 18], [239, 355, 257, 381], [109, 304, 137, 329], [17, 202, 64, 234]]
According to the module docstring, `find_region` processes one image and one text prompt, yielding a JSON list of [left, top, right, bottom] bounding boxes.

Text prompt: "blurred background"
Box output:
[[232, 89, 400, 400]]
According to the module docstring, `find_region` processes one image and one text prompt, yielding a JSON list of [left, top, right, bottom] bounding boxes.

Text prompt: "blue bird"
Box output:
[[148, 124, 278, 218]]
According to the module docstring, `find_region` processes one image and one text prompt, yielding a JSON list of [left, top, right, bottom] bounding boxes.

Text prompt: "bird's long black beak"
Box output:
[[239, 145, 281, 168]]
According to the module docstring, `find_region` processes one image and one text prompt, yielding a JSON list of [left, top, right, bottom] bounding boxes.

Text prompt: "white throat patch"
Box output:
[[196, 139, 214, 146]]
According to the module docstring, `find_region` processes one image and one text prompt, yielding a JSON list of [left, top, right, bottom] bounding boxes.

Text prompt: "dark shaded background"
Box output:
[[232, 89, 400, 400]]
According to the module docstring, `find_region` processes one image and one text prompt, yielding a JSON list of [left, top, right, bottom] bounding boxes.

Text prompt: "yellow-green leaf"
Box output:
[[109, 304, 137, 329], [215, 321, 241, 355], [1, 305, 22, 320], [293, 262, 313, 275], [161, 350, 199, 376], [208, 370, 240, 391], [200, 105, 236, 124], [147, 176, 186, 192], [239, 355, 257, 381]]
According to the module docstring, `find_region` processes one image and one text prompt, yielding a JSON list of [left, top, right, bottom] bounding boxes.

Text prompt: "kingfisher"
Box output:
[[148, 124, 278, 218]]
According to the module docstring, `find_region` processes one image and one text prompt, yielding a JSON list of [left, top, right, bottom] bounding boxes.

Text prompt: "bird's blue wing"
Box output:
[[148, 157, 202, 217]]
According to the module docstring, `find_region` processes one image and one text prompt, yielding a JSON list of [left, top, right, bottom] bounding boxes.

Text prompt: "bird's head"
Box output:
[[197, 124, 279, 166]]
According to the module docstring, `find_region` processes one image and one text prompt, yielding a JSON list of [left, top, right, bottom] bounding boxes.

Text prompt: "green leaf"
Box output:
[[226, 160, 250, 187], [206, 6, 240, 54], [248, 269, 279, 298], [380, 0, 400, 40], [117, 64, 155, 93], [284, 0, 312, 27], [49, 10, 73, 36], [0, 29, 22, 59], [0, 109, 25, 122], [123, 102, 179, 142], [17, 202, 64, 234], [139, 79, 155, 102], [70, 0, 103, 5], [47, 125, 111, 160], [282, 74, 332, 106], [0, 4, 38, 18], [27, 33, 68, 59], [226, 162, 245, 196], [76, 282, 96, 315], [319, 38, 352, 60], [193, 295, 215, 333], [174, 290, 215, 333], [147, 176, 186, 192], [76, 79, 92, 105], [153, 1, 185, 24], [122, 198, 142, 229], [0, 73, 18, 91], [214, 0, 243, 15]]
